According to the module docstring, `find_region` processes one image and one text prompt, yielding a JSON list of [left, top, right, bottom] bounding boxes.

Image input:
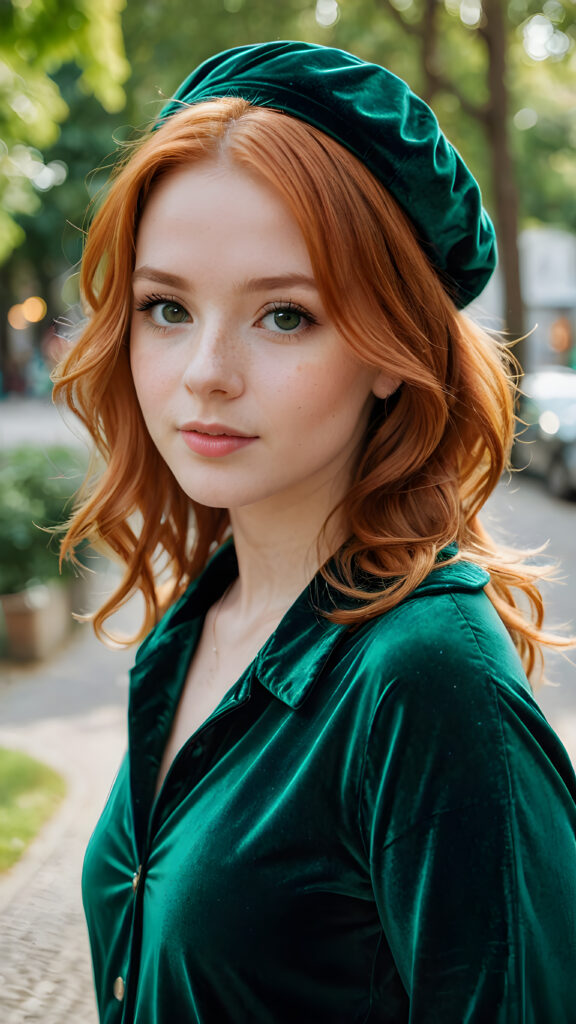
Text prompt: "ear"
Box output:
[[372, 372, 402, 400]]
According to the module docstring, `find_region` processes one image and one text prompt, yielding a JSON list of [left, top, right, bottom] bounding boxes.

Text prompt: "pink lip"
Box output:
[[180, 422, 257, 458]]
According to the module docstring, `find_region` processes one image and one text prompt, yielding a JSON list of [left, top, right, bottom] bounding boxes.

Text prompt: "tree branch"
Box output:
[[374, 0, 489, 124], [427, 69, 490, 123], [373, 0, 421, 38]]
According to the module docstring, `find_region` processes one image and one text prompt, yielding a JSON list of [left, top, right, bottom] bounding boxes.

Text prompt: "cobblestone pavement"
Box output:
[[0, 594, 135, 1024], [0, 812, 98, 1023], [0, 400, 128, 1021]]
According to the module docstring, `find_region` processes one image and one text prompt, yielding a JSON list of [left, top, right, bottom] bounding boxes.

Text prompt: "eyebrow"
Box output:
[[243, 273, 318, 292], [132, 266, 318, 292], [132, 267, 188, 289]]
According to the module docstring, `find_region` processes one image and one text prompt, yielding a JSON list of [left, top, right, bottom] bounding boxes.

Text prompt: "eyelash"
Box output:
[[133, 294, 320, 335], [259, 300, 319, 333], [133, 293, 184, 333]]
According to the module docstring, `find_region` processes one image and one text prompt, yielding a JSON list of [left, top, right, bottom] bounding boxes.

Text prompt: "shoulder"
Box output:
[[350, 557, 530, 706], [348, 558, 576, 813], [353, 559, 576, 842]]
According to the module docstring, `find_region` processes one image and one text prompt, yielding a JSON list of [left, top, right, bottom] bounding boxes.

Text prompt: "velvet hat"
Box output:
[[157, 40, 497, 308]]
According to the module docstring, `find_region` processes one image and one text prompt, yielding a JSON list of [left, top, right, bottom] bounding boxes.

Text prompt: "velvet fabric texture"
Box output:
[[157, 40, 497, 309], [82, 541, 576, 1023]]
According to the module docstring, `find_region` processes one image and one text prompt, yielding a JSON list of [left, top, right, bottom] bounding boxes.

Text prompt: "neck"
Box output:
[[226, 494, 345, 623]]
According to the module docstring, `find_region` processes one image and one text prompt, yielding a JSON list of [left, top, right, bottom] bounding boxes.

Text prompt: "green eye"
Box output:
[[134, 294, 191, 327], [272, 309, 302, 331], [261, 304, 314, 334], [158, 302, 188, 324]]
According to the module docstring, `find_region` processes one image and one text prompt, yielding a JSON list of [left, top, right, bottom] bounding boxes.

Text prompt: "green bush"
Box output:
[[0, 446, 86, 595]]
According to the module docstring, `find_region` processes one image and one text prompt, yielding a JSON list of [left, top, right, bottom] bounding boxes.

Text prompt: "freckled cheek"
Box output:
[[131, 372, 170, 431], [284, 370, 375, 454], [270, 363, 344, 412], [130, 348, 177, 405]]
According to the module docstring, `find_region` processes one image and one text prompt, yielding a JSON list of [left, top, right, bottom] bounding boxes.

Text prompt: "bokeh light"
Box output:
[[514, 108, 538, 131], [523, 15, 571, 61], [539, 410, 560, 435], [315, 0, 339, 27], [7, 305, 28, 330], [21, 296, 47, 323]]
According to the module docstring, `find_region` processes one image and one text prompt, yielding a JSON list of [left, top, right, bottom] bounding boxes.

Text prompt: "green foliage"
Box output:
[[2, 0, 575, 332], [325, 0, 576, 230], [0, 446, 85, 594], [115, 0, 575, 230], [0, 746, 66, 873], [0, 0, 129, 261]]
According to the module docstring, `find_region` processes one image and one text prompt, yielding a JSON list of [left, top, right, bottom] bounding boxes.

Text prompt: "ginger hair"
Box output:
[[53, 97, 572, 681]]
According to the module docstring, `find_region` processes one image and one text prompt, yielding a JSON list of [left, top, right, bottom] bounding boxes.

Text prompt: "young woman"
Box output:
[[53, 41, 576, 1024]]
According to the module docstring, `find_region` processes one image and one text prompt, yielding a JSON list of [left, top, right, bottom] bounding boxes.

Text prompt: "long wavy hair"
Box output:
[[53, 96, 571, 681]]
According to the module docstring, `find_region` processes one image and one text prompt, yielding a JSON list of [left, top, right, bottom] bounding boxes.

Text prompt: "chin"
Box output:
[[170, 473, 275, 511]]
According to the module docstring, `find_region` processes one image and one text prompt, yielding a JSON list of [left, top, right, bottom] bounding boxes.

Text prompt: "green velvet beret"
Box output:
[[158, 40, 497, 308]]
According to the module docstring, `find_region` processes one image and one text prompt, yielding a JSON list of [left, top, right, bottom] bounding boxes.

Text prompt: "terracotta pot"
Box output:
[[0, 582, 72, 661]]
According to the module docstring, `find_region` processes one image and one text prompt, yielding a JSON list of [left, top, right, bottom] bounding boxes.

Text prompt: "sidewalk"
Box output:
[[0, 580, 137, 1024], [0, 398, 126, 1021], [0, 396, 87, 450]]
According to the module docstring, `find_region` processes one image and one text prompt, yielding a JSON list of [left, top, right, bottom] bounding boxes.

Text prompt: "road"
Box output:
[[485, 472, 576, 753], [0, 397, 87, 450]]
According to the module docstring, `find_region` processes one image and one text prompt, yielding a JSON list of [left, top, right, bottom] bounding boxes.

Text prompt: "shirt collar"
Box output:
[[132, 539, 490, 710]]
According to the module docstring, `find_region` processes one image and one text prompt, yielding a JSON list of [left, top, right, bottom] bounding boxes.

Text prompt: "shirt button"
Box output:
[[113, 977, 125, 1001], [132, 865, 141, 892]]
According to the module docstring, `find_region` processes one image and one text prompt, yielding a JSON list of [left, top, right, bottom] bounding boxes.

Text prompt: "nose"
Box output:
[[181, 319, 244, 399]]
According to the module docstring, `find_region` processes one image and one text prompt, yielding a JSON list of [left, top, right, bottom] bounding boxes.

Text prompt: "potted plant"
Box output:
[[0, 445, 87, 660]]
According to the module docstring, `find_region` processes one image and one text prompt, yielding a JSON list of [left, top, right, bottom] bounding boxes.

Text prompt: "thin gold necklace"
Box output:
[[211, 583, 234, 655]]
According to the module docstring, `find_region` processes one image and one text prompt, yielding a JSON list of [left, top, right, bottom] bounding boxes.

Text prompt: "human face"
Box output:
[[130, 159, 396, 520]]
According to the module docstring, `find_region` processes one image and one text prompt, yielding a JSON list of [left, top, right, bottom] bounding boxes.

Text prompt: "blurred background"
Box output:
[[1, 0, 575, 386], [0, 3, 575, 1020], [3, 0, 575, 667]]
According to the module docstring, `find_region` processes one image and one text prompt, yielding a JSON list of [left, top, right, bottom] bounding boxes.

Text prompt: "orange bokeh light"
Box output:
[[22, 296, 47, 323], [7, 304, 28, 330]]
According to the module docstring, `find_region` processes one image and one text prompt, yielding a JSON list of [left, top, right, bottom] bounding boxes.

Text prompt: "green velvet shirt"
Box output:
[[82, 542, 576, 1023]]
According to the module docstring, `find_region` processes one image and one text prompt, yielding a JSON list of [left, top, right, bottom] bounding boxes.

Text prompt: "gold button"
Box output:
[[113, 977, 125, 1001], [132, 865, 141, 892]]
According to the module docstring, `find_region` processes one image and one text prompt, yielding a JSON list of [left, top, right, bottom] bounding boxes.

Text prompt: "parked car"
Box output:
[[512, 366, 576, 499]]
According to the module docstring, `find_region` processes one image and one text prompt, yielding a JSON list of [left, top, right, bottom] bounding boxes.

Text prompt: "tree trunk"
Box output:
[[421, 0, 441, 105], [393, 0, 526, 366], [482, 0, 526, 366], [0, 269, 11, 396]]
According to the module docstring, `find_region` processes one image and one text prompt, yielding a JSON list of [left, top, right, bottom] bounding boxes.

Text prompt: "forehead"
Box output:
[[135, 159, 312, 273]]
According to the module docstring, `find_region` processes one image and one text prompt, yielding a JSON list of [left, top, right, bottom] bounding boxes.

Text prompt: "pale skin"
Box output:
[[128, 157, 399, 798]]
